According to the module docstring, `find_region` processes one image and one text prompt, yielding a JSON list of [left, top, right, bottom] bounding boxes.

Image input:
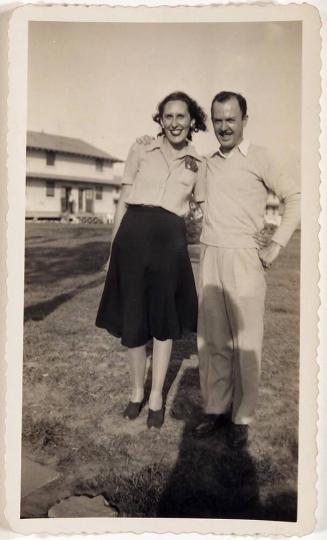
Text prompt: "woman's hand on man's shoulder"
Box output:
[[136, 134, 155, 145]]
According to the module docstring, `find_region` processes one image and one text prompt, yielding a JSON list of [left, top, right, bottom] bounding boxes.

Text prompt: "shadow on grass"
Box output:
[[24, 241, 110, 286], [158, 281, 298, 521], [157, 366, 297, 521], [24, 277, 105, 322], [157, 366, 259, 519]]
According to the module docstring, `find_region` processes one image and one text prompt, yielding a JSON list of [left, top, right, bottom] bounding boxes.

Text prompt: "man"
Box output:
[[192, 91, 301, 448]]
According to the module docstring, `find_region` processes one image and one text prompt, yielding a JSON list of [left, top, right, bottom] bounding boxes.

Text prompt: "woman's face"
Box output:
[[161, 100, 193, 148]]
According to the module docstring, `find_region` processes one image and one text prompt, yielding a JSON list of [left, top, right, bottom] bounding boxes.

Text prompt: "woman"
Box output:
[[96, 91, 207, 429]]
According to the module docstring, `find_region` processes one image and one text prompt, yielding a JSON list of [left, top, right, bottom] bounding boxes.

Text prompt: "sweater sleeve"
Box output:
[[260, 150, 301, 247], [272, 192, 301, 247]]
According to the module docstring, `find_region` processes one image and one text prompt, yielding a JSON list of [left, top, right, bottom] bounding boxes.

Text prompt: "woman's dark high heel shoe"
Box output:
[[147, 406, 165, 429], [123, 400, 144, 420]]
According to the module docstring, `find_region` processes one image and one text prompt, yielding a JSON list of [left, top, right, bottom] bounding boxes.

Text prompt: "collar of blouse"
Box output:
[[145, 135, 203, 162]]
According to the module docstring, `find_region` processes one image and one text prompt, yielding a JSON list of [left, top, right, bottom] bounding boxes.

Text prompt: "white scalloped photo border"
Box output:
[[0, 1, 321, 535]]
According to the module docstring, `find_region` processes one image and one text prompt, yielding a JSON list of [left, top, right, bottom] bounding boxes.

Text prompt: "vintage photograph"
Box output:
[[2, 3, 320, 536], [21, 16, 301, 520]]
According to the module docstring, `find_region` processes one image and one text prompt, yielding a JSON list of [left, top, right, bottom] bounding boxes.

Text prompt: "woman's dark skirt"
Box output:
[[96, 205, 198, 348]]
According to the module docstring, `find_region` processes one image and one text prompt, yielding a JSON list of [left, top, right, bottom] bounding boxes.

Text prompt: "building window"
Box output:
[[46, 151, 56, 166], [95, 158, 104, 171], [46, 181, 55, 197], [95, 185, 103, 200]]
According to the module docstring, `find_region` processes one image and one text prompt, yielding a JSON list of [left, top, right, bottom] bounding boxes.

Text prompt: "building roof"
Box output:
[[27, 172, 122, 187], [27, 131, 123, 163]]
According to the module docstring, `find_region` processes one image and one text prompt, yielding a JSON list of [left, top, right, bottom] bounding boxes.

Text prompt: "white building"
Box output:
[[26, 131, 123, 222]]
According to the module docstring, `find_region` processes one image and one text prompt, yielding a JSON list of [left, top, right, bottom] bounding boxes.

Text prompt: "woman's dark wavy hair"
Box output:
[[153, 91, 207, 141]]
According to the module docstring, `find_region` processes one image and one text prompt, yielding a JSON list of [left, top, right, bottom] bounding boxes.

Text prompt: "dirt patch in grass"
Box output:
[[22, 223, 300, 520]]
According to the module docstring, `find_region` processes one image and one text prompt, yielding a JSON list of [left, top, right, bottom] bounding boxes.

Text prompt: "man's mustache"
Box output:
[[219, 131, 233, 136]]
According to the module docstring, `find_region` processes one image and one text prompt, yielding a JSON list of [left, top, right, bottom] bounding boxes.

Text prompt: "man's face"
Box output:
[[211, 97, 248, 153]]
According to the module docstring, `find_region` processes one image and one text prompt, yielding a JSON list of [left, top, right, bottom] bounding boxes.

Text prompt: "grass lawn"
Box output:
[[22, 222, 300, 520]]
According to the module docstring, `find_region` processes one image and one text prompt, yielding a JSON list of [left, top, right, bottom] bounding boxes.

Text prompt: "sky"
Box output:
[[28, 21, 301, 180]]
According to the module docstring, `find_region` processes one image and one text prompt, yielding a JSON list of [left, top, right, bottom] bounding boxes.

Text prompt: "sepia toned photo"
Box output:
[[2, 3, 320, 536]]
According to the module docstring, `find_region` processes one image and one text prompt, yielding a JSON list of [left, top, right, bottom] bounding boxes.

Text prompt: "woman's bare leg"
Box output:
[[149, 338, 173, 410], [127, 345, 147, 403]]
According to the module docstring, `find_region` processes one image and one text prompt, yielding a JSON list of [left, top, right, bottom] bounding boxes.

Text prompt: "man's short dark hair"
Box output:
[[211, 91, 247, 119]]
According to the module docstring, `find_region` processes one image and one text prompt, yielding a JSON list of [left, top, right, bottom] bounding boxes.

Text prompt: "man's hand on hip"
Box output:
[[253, 228, 270, 249], [258, 241, 282, 269]]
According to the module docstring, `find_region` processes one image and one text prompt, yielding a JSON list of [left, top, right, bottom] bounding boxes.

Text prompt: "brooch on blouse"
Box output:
[[185, 155, 198, 173]]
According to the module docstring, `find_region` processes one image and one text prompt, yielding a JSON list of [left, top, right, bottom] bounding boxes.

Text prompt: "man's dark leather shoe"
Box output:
[[227, 423, 248, 449], [192, 414, 229, 439]]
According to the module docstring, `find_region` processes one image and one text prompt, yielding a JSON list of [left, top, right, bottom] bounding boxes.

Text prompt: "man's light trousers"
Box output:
[[197, 245, 267, 425]]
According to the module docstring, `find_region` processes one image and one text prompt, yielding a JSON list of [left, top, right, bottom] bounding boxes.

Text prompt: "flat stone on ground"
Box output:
[[21, 455, 61, 498], [48, 495, 118, 518]]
